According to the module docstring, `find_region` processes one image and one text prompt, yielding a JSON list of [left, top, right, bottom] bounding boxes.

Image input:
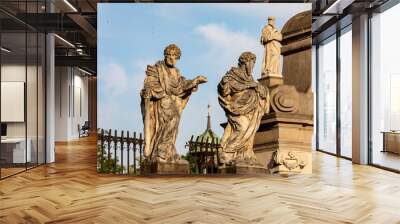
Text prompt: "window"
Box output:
[[0, 1, 47, 179], [339, 26, 352, 158], [317, 35, 337, 154], [370, 3, 400, 171]]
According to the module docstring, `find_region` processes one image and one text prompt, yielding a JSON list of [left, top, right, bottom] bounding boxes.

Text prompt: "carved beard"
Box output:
[[165, 59, 174, 68], [245, 63, 253, 77]]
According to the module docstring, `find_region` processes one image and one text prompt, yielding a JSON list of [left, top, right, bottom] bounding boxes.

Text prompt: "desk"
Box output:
[[1, 138, 31, 163], [382, 131, 400, 154]]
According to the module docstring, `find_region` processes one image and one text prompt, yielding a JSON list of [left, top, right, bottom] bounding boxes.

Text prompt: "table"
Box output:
[[382, 131, 400, 154], [1, 138, 31, 164]]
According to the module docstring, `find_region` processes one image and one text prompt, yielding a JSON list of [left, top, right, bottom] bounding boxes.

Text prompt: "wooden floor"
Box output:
[[1, 137, 400, 224], [0, 167, 26, 178], [373, 151, 400, 171]]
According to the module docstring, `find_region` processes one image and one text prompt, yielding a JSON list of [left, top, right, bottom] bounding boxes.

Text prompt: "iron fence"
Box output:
[[97, 129, 144, 175], [185, 136, 221, 174]]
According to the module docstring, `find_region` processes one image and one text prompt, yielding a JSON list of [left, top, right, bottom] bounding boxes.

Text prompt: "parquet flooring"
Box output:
[[1, 136, 400, 224]]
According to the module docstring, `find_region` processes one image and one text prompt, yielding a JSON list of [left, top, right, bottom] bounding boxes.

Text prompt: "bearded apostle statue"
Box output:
[[218, 52, 270, 165], [260, 16, 282, 77], [141, 44, 207, 164]]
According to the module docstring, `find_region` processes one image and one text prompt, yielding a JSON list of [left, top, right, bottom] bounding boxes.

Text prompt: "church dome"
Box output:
[[193, 104, 221, 144], [196, 127, 220, 144]]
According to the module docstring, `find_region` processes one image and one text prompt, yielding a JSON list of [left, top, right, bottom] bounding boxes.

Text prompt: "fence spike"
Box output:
[[139, 133, 143, 164], [127, 131, 130, 175], [107, 129, 112, 164], [133, 131, 137, 175], [120, 131, 124, 174]]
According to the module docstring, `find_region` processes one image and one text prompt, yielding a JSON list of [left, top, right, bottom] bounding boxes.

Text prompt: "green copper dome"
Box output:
[[196, 127, 220, 144], [194, 104, 220, 144]]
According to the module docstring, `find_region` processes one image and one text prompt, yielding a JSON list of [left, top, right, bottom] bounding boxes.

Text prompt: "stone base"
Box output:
[[236, 165, 268, 175], [259, 74, 283, 87], [141, 161, 189, 175], [219, 164, 267, 175], [269, 149, 312, 174], [254, 112, 313, 174]]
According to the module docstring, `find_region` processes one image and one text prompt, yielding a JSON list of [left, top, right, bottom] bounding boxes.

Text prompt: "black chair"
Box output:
[[78, 121, 90, 138]]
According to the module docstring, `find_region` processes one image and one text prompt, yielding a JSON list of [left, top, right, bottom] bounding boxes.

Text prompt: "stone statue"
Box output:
[[254, 11, 314, 174], [141, 44, 207, 164], [260, 16, 282, 77], [218, 52, 270, 165]]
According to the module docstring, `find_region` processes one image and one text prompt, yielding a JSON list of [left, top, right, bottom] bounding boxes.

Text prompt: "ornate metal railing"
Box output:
[[97, 129, 144, 175], [185, 136, 221, 174]]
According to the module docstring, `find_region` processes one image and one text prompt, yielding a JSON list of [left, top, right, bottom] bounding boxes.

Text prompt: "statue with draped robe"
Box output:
[[260, 16, 282, 77], [141, 44, 207, 164], [218, 52, 270, 165]]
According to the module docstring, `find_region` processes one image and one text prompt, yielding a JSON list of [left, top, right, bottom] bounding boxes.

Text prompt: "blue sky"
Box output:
[[98, 3, 311, 154]]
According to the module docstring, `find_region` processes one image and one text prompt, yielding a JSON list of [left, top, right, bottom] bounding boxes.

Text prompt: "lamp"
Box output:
[[63, 0, 78, 12]]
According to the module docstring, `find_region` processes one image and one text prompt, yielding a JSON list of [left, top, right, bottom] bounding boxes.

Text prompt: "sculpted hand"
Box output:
[[248, 82, 258, 88], [194, 75, 208, 85], [256, 84, 267, 98], [141, 89, 151, 99]]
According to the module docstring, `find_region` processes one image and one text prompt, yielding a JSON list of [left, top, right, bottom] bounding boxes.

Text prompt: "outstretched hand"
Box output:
[[194, 75, 208, 85]]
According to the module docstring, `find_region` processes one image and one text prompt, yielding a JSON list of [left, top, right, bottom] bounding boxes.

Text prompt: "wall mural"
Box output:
[[97, 3, 312, 175]]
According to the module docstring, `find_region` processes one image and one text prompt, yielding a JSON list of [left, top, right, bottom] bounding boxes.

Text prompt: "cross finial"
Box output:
[[207, 103, 211, 130]]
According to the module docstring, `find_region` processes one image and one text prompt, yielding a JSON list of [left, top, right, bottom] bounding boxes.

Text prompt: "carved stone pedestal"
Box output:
[[219, 164, 267, 175], [253, 10, 313, 174], [269, 149, 312, 173], [236, 165, 268, 175], [141, 160, 190, 175], [254, 112, 313, 174], [259, 74, 283, 87]]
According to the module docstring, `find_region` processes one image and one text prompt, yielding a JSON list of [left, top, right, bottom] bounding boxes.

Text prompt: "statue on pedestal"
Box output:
[[260, 16, 282, 77], [254, 11, 314, 174], [141, 44, 207, 167], [218, 52, 270, 166]]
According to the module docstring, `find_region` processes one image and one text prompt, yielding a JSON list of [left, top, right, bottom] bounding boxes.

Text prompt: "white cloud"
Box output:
[[194, 23, 263, 76], [99, 63, 129, 96], [98, 61, 145, 132], [132, 58, 156, 73]]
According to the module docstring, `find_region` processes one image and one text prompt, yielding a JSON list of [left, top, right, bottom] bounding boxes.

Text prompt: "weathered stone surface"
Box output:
[[281, 11, 312, 94], [236, 165, 268, 175], [270, 85, 300, 113], [141, 160, 190, 175], [258, 74, 283, 87], [219, 164, 268, 175], [270, 150, 312, 173], [141, 44, 207, 165], [254, 113, 313, 174], [260, 16, 283, 80], [218, 52, 270, 166], [254, 11, 313, 174]]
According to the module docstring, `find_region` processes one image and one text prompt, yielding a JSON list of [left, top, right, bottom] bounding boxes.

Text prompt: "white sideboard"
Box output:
[[1, 138, 32, 163]]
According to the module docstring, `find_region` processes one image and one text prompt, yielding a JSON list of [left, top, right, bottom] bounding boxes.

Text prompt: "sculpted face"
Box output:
[[165, 53, 179, 67], [268, 19, 275, 27]]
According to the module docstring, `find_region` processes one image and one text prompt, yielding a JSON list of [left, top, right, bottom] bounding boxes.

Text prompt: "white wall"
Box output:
[[1, 63, 47, 163], [55, 66, 89, 141], [1, 65, 41, 137]]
